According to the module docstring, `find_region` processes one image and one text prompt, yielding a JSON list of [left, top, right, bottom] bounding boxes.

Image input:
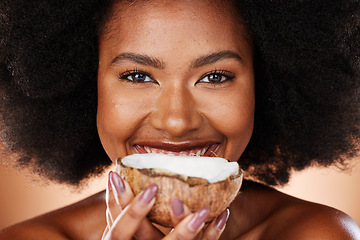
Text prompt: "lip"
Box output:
[[133, 141, 220, 157]]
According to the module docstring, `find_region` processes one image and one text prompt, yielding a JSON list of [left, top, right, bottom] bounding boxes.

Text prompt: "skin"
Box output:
[[1, 0, 360, 239], [97, 1, 254, 238], [96, 0, 255, 163]]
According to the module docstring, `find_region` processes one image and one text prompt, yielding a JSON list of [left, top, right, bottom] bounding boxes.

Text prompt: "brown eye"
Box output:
[[197, 70, 235, 84], [130, 73, 147, 82], [119, 70, 155, 83], [207, 73, 225, 83]]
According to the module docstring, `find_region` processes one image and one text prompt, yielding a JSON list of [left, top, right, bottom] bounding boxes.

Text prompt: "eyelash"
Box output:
[[197, 69, 235, 85], [118, 69, 156, 84], [117, 69, 235, 85]]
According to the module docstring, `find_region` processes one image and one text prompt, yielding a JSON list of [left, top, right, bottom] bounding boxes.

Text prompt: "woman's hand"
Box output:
[[102, 171, 229, 240]]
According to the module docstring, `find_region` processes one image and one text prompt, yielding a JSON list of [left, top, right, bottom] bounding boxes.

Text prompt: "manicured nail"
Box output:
[[214, 209, 230, 231], [139, 184, 158, 204], [171, 197, 184, 218], [188, 208, 209, 231], [110, 171, 125, 194]]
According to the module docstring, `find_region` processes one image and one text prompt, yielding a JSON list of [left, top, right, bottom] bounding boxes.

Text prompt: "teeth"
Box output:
[[200, 147, 207, 156], [195, 149, 201, 156], [143, 146, 151, 153], [142, 146, 209, 156]]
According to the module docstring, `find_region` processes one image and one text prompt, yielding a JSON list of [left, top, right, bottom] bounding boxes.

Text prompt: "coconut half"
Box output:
[[116, 153, 243, 227]]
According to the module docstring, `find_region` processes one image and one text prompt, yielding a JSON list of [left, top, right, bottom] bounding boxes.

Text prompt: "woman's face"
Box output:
[[97, 0, 254, 163]]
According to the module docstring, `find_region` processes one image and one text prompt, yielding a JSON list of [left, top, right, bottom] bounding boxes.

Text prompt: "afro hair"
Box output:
[[1, 0, 360, 186]]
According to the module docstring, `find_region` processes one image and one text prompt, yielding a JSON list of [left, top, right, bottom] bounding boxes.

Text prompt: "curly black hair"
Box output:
[[1, 0, 359, 186]]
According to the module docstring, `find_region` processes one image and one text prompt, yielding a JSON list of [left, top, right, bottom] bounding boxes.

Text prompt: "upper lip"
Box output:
[[133, 140, 219, 152]]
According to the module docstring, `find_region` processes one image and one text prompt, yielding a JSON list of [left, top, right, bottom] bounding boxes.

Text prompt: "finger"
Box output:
[[106, 173, 121, 226], [170, 197, 191, 226], [164, 208, 209, 240], [107, 171, 134, 226], [106, 171, 132, 227], [107, 184, 158, 240], [109, 172, 164, 239], [201, 209, 230, 240], [109, 171, 134, 208]]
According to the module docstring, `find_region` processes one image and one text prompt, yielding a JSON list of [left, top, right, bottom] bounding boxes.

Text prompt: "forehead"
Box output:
[[100, 0, 249, 40], [98, 0, 252, 66], [108, 0, 239, 17]]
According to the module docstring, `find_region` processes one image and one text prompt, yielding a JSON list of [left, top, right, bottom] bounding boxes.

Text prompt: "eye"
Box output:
[[196, 70, 235, 85], [118, 70, 156, 84]]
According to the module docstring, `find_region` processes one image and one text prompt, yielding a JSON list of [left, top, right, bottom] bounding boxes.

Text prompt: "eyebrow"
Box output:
[[111, 53, 165, 69], [190, 51, 243, 68], [110, 50, 243, 69]]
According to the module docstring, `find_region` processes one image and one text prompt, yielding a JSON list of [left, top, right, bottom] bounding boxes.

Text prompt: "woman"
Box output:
[[1, 0, 360, 239]]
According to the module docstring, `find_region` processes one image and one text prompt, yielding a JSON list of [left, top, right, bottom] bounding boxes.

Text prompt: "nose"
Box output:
[[149, 85, 203, 137]]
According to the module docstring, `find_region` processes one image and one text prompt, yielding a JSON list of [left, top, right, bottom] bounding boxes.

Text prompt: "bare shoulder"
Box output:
[[227, 181, 360, 240], [264, 193, 360, 240], [0, 191, 107, 240], [0, 221, 68, 240]]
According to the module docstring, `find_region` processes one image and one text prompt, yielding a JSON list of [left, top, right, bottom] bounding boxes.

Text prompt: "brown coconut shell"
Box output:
[[116, 158, 243, 228]]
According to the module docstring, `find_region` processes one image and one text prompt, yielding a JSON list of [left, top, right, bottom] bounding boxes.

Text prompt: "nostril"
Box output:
[[162, 116, 195, 137], [149, 87, 203, 136], [149, 108, 203, 137]]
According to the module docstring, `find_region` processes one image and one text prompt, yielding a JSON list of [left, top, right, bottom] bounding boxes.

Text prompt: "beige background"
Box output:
[[1, 157, 359, 230]]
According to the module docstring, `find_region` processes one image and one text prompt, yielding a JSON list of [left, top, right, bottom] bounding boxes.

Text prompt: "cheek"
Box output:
[[97, 78, 150, 160], [97, 96, 138, 137], [212, 92, 254, 137], [198, 83, 255, 161], [218, 94, 255, 160]]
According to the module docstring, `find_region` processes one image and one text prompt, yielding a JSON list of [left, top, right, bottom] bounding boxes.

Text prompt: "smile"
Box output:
[[134, 143, 219, 157]]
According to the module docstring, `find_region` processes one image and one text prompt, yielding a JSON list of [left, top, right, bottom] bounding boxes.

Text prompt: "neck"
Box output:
[[222, 180, 284, 238]]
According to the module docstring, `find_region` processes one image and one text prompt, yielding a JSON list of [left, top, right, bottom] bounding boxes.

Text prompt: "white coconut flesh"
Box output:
[[120, 153, 239, 183]]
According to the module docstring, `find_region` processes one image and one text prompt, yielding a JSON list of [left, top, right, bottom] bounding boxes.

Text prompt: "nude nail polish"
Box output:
[[214, 209, 230, 231], [139, 184, 158, 204], [171, 197, 184, 218], [188, 208, 209, 231], [110, 171, 125, 194]]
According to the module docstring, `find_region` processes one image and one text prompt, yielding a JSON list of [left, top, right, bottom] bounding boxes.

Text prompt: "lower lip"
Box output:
[[133, 144, 220, 157]]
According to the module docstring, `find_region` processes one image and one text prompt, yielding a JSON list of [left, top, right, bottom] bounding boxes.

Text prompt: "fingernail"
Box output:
[[139, 184, 158, 204], [214, 209, 230, 231], [188, 208, 209, 231], [110, 171, 125, 194], [171, 197, 184, 218]]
